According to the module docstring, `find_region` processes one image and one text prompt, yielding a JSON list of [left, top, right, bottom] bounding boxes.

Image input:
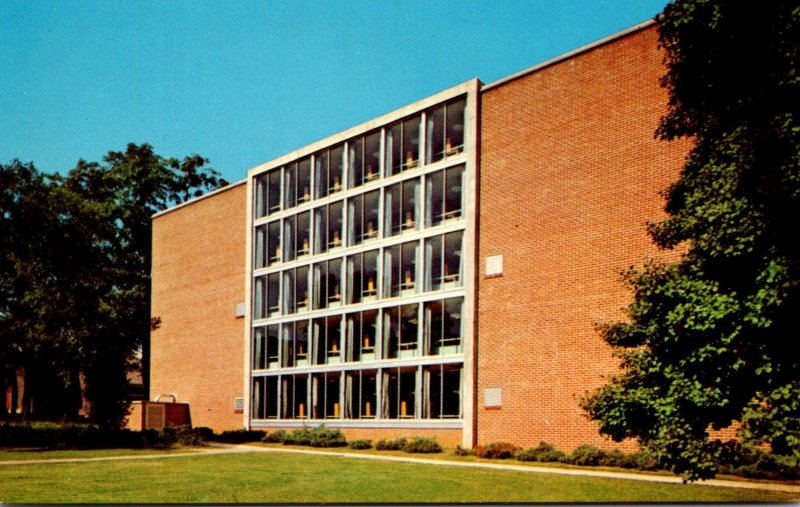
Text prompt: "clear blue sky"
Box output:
[[1, 0, 669, 183]]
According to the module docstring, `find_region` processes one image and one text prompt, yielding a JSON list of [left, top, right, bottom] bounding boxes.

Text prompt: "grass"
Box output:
[[0, 446, 196, 461], [0, 449, 796, 503]]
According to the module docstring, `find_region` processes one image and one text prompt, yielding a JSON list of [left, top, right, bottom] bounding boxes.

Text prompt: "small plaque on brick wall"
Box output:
[[485, 255, 503, 277], [235, 302, 245, 318], [484, 387, 502, 409]]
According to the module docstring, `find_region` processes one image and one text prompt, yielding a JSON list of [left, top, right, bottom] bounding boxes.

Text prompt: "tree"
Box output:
[[581, 1, 800, 481], [59, 143, 228, 426], [1, 144, 227, 426]]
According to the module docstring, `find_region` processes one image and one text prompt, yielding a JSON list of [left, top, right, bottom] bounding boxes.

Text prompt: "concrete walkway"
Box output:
[[2, 443, 799, 495]]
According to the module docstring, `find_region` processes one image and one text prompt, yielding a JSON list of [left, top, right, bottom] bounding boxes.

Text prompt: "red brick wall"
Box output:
[[148, 183, 247, 431], [476, 25, 690, 451]]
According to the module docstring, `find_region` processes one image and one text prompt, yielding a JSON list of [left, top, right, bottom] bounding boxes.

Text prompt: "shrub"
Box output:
[[375, 437, 407, 451], [513, 441, 566, 463], [262, 429, 288, 443], [214, 429, 266, 443], [282, 427, 347, 447], [402, 437, 442, 453], [348, 439, 373, 450], [475, 442, 520, 460], [454, 445, 475, 456], [569, 445, 608, 466]]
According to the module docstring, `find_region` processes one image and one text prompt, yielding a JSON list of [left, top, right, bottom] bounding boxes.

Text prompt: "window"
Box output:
[[314, 145, 344, 198], [345, 370, 377, 419], [297, 211, 311, 258], [423, 364, 461, 418], [253, 325, 280, 370], [254, 168, 281, 218], [347, 190, 380, 246], [386, 115, 421, 176], [313, 315, 342, 365], [282, 266, 309, 315], [313, 201, 343, 254], [298, 157, 312, 205], [348, 131, 381, 188], [346, 310, 378, 362], [383, 304, 418, 359], [282, 320, 310, 367], [252, 376, 279, 419], [253, 273, 280, 319], [254, 221, 281, 269], [425, 231, 463, 291], [282, 215, 296, 262], [346, 250, 379, 305], [313, 258, 342, 310], [426, 165, 464, 227], [383, 241, 418, 298], [282, 374, 309, 419], [424, 297, 463, 355], [284, 162, 297, 209], [384, 178, 419, 236], [383, 367, 416, 418], [311, 372, 341, 419], [426, 98, 466, 163]]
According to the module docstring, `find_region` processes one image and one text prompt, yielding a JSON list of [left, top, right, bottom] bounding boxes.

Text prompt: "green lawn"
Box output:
[[0, 446, 195, 461], [0, 449, 796, 503]]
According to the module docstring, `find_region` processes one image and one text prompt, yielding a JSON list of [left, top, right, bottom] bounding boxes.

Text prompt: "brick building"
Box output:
[[147, 20, 689, 449]]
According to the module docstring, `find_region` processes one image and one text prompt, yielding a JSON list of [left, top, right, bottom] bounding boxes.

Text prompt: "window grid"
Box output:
[[250, 95, 468, 423]]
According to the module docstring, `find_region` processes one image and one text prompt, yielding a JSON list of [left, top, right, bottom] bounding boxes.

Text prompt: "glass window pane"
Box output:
[[365, 131, 381, 183], [284, 163, 297, 209], [253, 327, 266, 370], [255, 175, 268, 218], [268, 221, 281, 266], [329, 145, 344, 194], [444, 231, 463, 288], [254, 224, 267, 269], [363, 250, 378, 302], [428, 170, 444, 227], [268, 169, 281, 215], [266, 324, 280, 368], [328, 258, 342, 307], [314, 206, 328, 254], [427, 105, 445, 163], [386, 123, 402, 176], [385, 183, 402, 237], [426, 235, 443, 291], [298, 157, 312, 204], [328, 201, 343, 250], [444, 165, 464, 220], [314, 151, 329, 198], [296, 265, 309, 312], [446, 98, 466, 154], [347, 253, 362, 305], [348, 195, 363, 247], [267, 273, 280, 317], [349, 137, 364, 188], [402, 116, 421, 171], [364, 191, 379, 241], [283, 215, 296, 262], [402, 178, 418, 232], [283, 269, 296, 314], [297, 211, 310, 257], [400, 241, 418, 296]]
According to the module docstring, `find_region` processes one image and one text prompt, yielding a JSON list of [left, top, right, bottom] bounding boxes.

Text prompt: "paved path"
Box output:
[[2, 443, 799, 495]]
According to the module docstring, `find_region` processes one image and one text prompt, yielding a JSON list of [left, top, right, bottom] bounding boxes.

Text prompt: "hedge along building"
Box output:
[[147, 20, 689, 449]]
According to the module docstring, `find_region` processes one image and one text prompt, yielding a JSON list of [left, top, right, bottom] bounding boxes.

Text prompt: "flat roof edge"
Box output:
[[152, 178, 247, 219], [481, 19, 657, 92]]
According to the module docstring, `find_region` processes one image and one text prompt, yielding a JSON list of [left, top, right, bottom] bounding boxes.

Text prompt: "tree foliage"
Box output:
[[0, 144, 227, 426], [581, 1, 800, 481]]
